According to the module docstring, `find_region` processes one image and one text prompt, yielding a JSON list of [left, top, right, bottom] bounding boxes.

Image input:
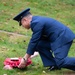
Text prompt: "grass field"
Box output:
[[0, 0, 75, 75]]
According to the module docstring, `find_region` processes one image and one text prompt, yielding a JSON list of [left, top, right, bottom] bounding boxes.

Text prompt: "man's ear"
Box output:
[[22, 18, 26, 21], [23, 17, 28, 21]]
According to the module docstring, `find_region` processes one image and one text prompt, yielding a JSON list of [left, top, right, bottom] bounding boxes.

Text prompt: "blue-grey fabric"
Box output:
[[26, 16, 75, 71], [27, 16, 75, 55]]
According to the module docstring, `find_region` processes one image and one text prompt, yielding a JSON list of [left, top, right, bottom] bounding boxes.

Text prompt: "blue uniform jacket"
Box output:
[[27, 16, 75, 55]]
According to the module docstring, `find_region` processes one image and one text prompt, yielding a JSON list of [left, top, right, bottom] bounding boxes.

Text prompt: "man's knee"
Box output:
[[55, 57, 67, 68]]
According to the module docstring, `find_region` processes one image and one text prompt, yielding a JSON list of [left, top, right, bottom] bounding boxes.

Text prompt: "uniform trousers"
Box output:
[[36, 40, 75, 71]]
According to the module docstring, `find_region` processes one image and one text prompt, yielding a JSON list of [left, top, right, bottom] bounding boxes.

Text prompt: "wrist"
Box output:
[[23, 57, 27, 63]]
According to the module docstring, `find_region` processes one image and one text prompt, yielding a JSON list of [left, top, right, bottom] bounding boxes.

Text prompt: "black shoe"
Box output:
[[48, 66, 61, 71]]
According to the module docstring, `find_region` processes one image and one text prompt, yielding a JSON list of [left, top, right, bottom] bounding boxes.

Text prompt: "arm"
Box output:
[[18, 22, 44, 69], [27, 22, 44, 55]]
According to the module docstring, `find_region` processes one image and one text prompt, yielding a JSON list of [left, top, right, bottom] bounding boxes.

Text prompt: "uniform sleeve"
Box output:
[[26, 22, 44, 55]]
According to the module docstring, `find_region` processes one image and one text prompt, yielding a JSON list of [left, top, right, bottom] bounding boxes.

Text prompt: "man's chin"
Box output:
[[26, 27, 30, 29]]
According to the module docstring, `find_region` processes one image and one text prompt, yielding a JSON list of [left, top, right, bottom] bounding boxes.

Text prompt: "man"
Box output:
[[13, 8, 75, 71]]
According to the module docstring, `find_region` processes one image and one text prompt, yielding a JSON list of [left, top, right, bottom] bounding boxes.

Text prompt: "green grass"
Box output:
[[0, 0, 75, 75]]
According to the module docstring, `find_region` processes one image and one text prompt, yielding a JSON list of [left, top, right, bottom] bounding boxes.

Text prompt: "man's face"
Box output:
[[21, 17, 30, 29]]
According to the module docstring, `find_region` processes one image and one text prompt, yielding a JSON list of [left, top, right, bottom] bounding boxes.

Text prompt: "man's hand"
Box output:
[[18, 58, 27, 69], [18, 53, 31, 69]]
